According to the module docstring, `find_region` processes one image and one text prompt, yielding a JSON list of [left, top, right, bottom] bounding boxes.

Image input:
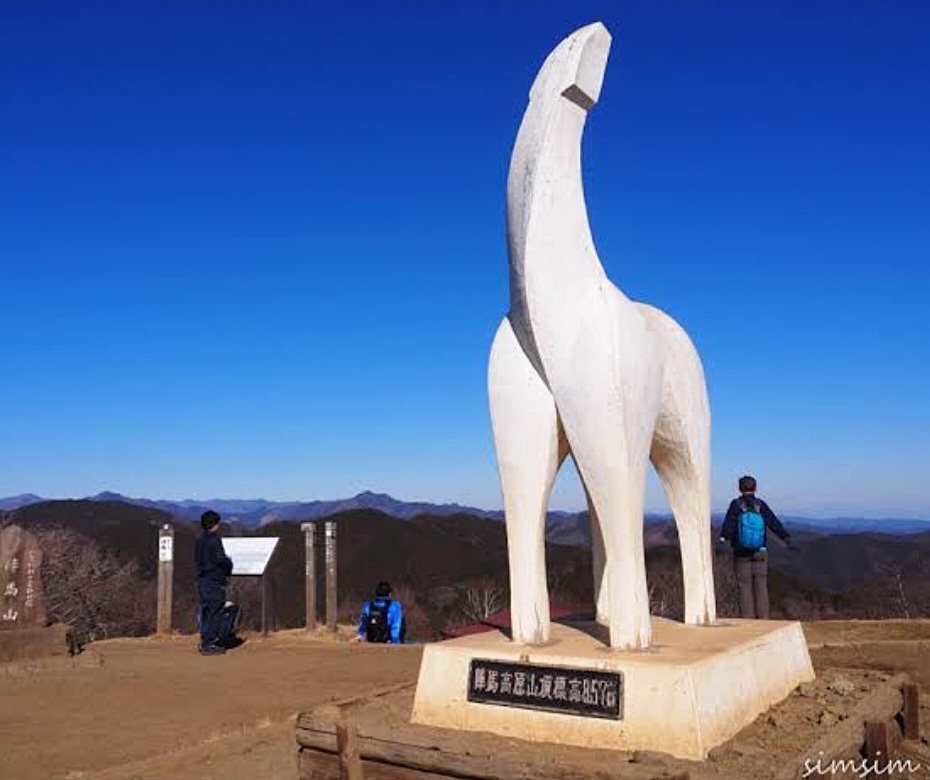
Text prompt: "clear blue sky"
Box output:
[[2, 1, 928, 518]]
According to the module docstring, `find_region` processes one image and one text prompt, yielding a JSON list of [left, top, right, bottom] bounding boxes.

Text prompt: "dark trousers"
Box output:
[[198, 577, 226, 646], [735, 551, 769, 619]]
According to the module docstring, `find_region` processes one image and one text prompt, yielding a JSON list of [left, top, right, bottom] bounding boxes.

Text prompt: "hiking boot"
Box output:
[[199, 643, 226, 655]]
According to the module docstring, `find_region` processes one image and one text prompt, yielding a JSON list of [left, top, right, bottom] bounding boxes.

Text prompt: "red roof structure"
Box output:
[[440, 606, 582, 639]]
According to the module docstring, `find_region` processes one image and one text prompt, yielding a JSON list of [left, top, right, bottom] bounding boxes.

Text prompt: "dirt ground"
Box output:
[[0, 627, 422, 780], [3, 621, 930, 780]]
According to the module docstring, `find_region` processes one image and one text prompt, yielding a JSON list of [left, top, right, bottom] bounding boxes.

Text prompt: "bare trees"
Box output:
[[867, 561, 915, 619], [35, 527, 155, 645], [884, 562, 912, 619], [461, 578, 504, 622], [712, 546, 741, 618]]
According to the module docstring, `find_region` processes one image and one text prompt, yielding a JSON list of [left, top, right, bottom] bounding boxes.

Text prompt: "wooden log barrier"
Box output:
[[298, 747, 687, 780], [776, 673, 912, 780], [299, 677, 916, 780], [299, 750, 453, 780], [297, 709, 691, 780]]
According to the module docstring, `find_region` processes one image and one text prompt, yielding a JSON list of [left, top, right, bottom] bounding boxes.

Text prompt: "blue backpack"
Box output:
[[736, 499, 766, 551]]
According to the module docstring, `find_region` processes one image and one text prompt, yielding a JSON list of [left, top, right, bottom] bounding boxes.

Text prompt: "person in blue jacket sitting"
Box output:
[[351, 581, 404, 644]]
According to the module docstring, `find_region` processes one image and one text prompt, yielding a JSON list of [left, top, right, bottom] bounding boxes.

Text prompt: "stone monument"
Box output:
[[411, 22, 814, 759], [0, 523, 72, 662], [0, 524, 48, 629]]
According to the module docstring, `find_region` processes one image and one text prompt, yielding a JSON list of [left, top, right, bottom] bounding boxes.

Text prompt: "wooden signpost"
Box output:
[[325, 521, 337, 631], [301, 522, 318, 631], [223, 537, 280, 635], [156, 524, 174, 635]]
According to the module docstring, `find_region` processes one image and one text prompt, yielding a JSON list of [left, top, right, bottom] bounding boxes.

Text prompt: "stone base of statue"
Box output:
[[410, 616, 814, 760]]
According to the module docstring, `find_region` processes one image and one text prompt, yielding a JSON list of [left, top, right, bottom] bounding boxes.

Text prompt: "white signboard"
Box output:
[[158, 536, 173, 562], [222, 537, 279, 576]]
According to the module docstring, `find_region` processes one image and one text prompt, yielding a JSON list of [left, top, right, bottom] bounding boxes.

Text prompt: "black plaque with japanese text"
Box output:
[[467, 658, 623, 719]]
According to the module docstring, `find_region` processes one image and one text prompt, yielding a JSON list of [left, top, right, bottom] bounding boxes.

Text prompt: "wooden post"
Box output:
[[325, 520, 337, 631], [336, 718, 362, 780], [261, 574, 268, 636], [901, 682, 920, 739], [301, 522, 317, 630], [156, 524, 174, 635], [865, 719, 901, 764], [903, 682, 921, 740]]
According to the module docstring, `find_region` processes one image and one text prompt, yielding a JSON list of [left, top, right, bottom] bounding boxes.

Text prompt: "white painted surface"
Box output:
[[411, 618, 815, 759], [223, 537, 279, 576], [489, 22, 716, 649], [158, 536, 173, 562]]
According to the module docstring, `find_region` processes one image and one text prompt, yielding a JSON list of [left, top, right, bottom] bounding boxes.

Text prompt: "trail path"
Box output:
[[0, 630, 422, 780], [5, 621, 930, 780]]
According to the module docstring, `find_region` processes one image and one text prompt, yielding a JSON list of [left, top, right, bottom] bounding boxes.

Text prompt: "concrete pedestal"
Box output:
[[411, 617, 814, 760]]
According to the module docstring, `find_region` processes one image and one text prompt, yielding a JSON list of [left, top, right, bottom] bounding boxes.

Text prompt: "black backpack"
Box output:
[[365, 599, 391, 643], [216, 603, 241, 645]]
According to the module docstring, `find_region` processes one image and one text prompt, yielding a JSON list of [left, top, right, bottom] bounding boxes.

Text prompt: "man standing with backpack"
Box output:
[[719, 475, 798, 619], [351, 581, 404, 644]]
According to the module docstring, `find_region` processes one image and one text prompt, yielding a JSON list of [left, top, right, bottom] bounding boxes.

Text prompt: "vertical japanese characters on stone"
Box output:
[[0, 525, 48, 628]]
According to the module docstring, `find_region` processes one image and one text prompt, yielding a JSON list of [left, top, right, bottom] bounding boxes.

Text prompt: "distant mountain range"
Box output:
[[0, 491, 510, 526], [1, 491, 927, 537], [9, 498, 930, 635], [0, 494, 44, 510]]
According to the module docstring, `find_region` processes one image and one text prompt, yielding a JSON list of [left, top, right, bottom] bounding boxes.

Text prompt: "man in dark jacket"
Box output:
[[719, 475, 798, 619], [195, 510, 233, 655]]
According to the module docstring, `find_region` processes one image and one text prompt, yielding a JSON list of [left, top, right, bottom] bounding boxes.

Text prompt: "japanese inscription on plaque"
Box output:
[[467, 658, 623, 719]]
